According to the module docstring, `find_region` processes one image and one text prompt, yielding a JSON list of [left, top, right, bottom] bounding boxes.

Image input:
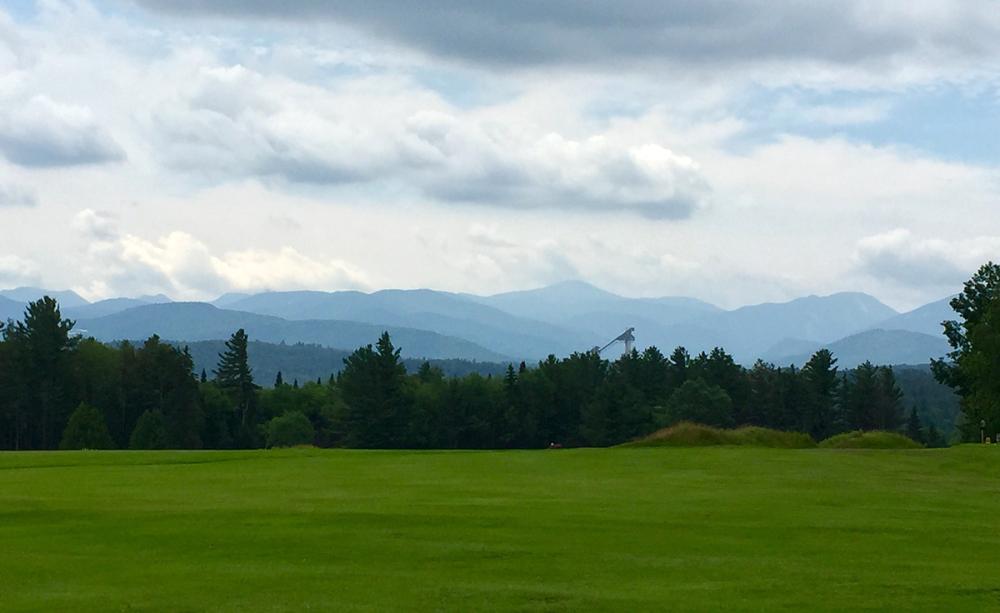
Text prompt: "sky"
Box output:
[[0, 1, 998, 310]]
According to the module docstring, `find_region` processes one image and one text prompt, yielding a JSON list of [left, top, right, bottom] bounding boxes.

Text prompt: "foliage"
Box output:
[[215, 329, 257, 447], [265, 411, 316, 448], [659, 378, 734, 428], [818, 431, 922, 449], [933, 262, 1000, 441], [59, 403, 115, 450], [129, 410, 168, 450], [0, 296, 967, 451]]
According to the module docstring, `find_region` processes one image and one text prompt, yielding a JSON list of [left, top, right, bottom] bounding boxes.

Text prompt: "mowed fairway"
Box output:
[[2, 447, 1000, 611]]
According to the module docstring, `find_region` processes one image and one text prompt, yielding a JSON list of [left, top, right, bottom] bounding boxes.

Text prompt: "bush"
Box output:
[[129, 410, 169, 450], [819, 431, 922, 449], [265, 411, 315, 448], [629, 422, 815, 448], [60, 403, 115, 450]]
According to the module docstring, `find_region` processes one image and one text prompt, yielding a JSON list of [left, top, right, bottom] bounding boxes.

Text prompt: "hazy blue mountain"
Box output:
[[76, 302, 508, 362], [692, 292, 899, 362], [178, 340, 506, 388], [766, 329, 949, 368], [65, 298, 160, 319], [212, 292, 252, 307], [472, 280, 721, 329], [137, 294, 173, 303], [223, 289, 595, 359], [871, 296, 956, 336], [0, 296, 25, 321], [0, 287, 89, 308], [761, 337, 823, 364]]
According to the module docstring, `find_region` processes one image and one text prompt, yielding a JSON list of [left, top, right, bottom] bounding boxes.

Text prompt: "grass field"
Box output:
[[2, 447, 1000, 612]]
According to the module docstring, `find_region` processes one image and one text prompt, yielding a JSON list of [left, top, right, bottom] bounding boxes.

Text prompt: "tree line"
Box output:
[[3, 288, 978, 450]]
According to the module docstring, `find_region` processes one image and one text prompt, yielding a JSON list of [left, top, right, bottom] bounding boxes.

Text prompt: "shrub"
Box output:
[[60, 403, 115, 450], [629, 422, 815, 448], [819, 431, 922, 449], [265, 411, 315, 448], [129, 410, 169, 450]]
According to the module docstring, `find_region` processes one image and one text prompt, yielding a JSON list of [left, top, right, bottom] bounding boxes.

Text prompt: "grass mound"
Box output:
[[819, 430, 922, 449], [629, 422, 815, 448]]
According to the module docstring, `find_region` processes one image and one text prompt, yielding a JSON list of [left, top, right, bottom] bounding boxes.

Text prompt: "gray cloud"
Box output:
[[854, 229, 997, 288], [150, 66, 710, 218], [132, 1, 1000, 71], [0, 183, 37, 207], [0, 96, 124, 167]]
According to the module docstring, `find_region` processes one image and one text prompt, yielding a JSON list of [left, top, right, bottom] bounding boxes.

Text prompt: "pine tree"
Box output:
[[274, 371, 284, 387], [8, 297, 80, 449], [906, 407, 924, 444], [926, 424, 947, 448], [802, 349, 840, 439], [214, 329, 257, 446], [339, 332, 413, 447], [200, 368, 208, 384]]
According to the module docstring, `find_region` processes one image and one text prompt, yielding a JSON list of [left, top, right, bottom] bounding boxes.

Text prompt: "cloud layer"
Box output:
[[0, 96, 124, 167], [135, 0, 1000, 80]]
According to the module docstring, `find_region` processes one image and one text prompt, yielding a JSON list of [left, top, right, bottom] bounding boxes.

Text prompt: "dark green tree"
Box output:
[[274, 371, 284, 387], [339, 332, 414, 447], [659, 378, 734, 428], [7, 297, 79, 449], [129, 410, 169, 449], [215, 329, 257, 447], [60, 402, 115, 450], [801, 349, 840, 439], [905, 407, 924, 444], [933, 263, 1000, 440], [265, 411, 315, 447]]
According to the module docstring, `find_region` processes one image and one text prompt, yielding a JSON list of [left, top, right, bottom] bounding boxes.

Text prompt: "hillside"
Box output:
[[766, 328, 950, 368], [0, 287, 88, 308], [77, 303, 508, 362], [179, 340, 507, 386], [223, 289, 595, 359], [871, 296, 956, 336]]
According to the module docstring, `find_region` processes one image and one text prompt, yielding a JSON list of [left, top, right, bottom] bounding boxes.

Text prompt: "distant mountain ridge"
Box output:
[[1, 281, 961, 366], [76, 302, 507, 362]]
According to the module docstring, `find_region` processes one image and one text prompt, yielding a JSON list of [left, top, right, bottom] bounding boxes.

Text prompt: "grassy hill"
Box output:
[[2, 447, 998, 611]]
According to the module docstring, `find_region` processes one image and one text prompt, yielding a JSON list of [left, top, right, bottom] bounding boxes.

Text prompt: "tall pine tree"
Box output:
[[215, 329, 257, 447]]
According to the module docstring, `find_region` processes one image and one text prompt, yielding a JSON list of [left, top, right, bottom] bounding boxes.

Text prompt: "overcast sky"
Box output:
[[1, 1, 998, 309]]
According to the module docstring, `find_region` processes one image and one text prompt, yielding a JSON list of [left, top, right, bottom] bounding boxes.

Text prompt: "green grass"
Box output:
[[628, 421, 816, 448], [820, 430, 923, 449], [2, 446, 1000, 611]]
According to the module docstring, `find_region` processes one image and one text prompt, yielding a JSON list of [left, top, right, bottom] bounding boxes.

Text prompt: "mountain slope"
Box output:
[[0, 287, 89, 308], [872, 296, 956, 336], [76, 303, 509, 362], [766, 329, 949, 368], [0, 296, 25, 322], [223, 289, 595, 359]]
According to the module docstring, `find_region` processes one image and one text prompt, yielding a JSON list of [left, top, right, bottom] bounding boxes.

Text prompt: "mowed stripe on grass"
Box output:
[[1, 447, 999, 611]]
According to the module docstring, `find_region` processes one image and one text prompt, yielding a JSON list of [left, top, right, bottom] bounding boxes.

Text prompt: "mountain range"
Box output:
[[0, 283, 960, 367]]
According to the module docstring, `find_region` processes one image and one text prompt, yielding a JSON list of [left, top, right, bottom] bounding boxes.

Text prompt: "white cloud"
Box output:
[[73, 208, 118, 241], [148, 65, 711, 218], [75, 221, 370, 300], [0, 95, 124, 167], [0, 254, 39, 287]]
